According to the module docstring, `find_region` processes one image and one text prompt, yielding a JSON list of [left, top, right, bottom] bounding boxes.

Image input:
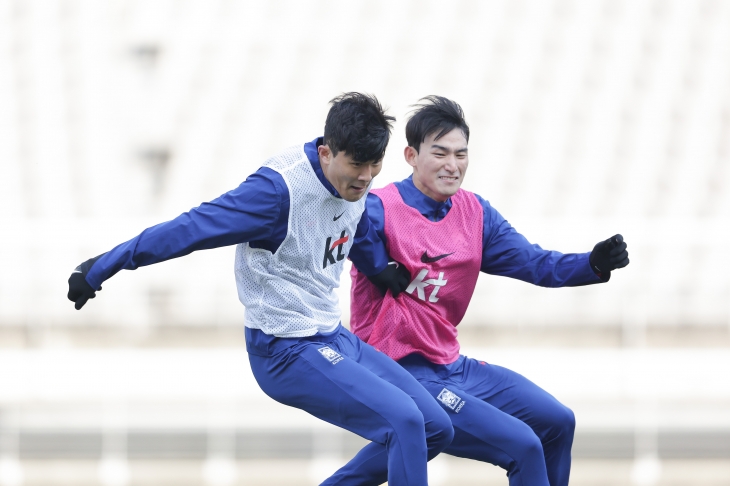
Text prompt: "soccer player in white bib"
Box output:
[[350, 96, 630, 486], [68, 93, 454, 485]]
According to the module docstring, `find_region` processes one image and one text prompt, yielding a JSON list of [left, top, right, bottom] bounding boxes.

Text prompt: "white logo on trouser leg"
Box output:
[[318, 346, 344, 365], [406, 269, 448, 302], [437, 388, 466, 413]]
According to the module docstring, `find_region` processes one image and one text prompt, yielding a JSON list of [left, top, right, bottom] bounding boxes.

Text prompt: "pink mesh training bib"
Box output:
[[350, 184, 483, 364]]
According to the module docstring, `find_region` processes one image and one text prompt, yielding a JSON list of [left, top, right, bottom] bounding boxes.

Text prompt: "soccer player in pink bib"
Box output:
[[350, 96, 630, 486]]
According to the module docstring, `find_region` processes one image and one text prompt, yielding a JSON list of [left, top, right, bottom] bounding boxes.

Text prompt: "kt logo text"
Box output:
[[406, 269, 448, 302], [323, 231, 349, 268]]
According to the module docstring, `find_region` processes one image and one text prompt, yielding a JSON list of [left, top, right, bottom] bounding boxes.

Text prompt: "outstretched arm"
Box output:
[[68, 168, 287, 309], [478, 196, 623, 287]]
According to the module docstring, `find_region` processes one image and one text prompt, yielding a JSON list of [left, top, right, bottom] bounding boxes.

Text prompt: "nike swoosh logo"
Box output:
[[333, 211, 345, 221], [72, 270, 83, 274], [421, 251, 454, 263]]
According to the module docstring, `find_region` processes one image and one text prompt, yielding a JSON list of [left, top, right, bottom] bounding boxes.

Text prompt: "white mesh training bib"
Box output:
[[235, 144, 367, 337]]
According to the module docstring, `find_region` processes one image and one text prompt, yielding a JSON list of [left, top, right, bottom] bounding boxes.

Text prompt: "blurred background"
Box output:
[[1, 0, 729, 484]]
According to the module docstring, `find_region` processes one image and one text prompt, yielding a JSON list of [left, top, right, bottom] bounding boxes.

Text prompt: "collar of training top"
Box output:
[[395, 175, 453, 221], [304, 136, 341, 198]]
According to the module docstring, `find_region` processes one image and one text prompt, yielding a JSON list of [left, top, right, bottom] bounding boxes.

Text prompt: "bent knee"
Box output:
[[440, 420, 455, 446], [556, 405, 576, 437], [428, 413, 454, 451], [388, 400, 426, 434], [500, 428, 545, 477], [519, 429, 545, 459]]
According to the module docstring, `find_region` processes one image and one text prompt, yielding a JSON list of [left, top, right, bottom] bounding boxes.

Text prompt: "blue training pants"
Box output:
[[247, 326, 454, 486], [399, 354, 575, 486]]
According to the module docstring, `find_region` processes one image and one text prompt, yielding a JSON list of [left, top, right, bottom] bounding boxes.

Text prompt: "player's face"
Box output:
[[319, 145, 382, 202], [405, 128, 469, 202]]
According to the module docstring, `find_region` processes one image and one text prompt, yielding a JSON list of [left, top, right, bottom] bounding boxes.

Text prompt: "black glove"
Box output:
[[589, 234, 629, 278], [367, 261, 412, 297], [67, 254, 105, 310]]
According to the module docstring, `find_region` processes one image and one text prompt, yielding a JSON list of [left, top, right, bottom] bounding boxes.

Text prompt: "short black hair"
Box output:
[[405, 96, 470, 152], [323, 92, 395, 163]]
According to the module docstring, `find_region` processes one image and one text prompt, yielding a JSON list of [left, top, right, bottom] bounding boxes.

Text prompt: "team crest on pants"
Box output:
[[437, 388, 466, 413], [318, 346, 344, 365]]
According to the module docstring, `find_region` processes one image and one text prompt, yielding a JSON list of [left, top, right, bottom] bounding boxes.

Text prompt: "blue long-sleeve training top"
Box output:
[[365, 175, 603, 287], [85, 138, 389, 290]]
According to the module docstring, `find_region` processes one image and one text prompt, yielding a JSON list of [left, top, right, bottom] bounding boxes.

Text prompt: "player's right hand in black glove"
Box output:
[[589, 234, 629, 279], [67, 254, 105, 310], [367, 261, 412, 297]]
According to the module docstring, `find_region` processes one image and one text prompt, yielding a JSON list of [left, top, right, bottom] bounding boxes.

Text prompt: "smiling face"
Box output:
[[405, 128, 468, 202], [318, 144, 382, 202]]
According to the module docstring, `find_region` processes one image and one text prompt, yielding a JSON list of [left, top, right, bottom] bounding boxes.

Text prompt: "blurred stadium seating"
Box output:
[[1, 0, 729, 484]]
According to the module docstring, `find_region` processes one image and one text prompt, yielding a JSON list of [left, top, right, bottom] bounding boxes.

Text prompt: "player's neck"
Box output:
[[411, 174, 449, 203]]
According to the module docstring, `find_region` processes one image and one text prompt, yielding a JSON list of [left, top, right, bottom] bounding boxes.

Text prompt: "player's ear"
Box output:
[[318, 144, 333, 168], [404, 145, 418, 168]]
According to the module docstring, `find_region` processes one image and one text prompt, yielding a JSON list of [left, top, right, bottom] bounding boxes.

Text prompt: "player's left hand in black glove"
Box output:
[[589, 234, 629, 279], [367, 261, 412, 297], [67, 254, 105, 310]]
